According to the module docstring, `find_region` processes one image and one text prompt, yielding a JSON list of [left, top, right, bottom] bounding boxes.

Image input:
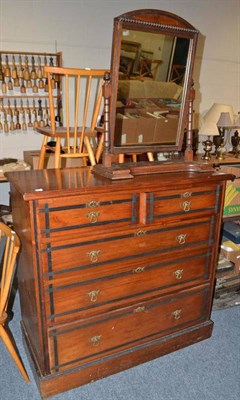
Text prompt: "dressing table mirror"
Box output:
[[94, 9, 212, 179]]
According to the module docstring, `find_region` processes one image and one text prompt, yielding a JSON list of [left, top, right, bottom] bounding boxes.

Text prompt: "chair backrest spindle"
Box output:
[[47, 70, 56, 133], [74, 75, 81, 153]]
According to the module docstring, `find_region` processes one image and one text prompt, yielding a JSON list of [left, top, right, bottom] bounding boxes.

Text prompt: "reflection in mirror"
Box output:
[[115, 29, 190, 148]]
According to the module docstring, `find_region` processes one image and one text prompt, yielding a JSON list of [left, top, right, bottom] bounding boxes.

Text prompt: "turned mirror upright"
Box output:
[[93, 9, 210, 179]]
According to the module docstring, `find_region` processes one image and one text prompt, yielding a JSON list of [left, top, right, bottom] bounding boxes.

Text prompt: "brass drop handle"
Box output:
[[180, 201, 191, 212], [173, 269, 184, 280], [133, 306, 145, 313], [176, 234, 187, 245], [88, 290, 100, 303], [172, 309, 182, 320], [87, 250, 100, 263], [90, 335, 102, 347], [86, 211, 100, 223], [133, 266, 145, 274]]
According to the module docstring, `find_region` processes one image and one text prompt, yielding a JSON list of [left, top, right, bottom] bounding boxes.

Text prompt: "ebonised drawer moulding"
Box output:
[[5, 166, 232, 398]]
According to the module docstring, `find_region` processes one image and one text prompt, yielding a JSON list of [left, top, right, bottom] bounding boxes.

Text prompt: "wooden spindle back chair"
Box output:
[[37, 67, 107, 169], [0, 222, 29, 383]]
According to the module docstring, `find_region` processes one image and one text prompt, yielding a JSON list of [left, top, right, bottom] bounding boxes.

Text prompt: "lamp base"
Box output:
[[201, 139, 213, 160]]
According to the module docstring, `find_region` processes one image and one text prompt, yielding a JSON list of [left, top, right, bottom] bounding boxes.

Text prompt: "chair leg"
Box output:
[[82, 157, 87, 167], [95, 133, 104, 163], [119, 152, 153, 163], [54, 138, 62, 168], [147, 152, 154, 161], [37, 136, 49, 169], [132, 154, 137, 162], [0, 325, 30, 383], [119, 154, 125, 163], [84, 137, 96, 166], [119, 154, 137, 162]]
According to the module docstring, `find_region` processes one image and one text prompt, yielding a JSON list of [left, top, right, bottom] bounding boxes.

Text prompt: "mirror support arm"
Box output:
[[102, 72, 112, 167], [184, 81, 195, 161]]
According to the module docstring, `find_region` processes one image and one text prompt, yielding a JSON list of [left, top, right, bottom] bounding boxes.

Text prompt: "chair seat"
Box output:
[[37, 126, 97, 138]]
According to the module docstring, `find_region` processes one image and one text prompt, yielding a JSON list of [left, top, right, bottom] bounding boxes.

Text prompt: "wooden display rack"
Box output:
[[0, 50, 62, 132]]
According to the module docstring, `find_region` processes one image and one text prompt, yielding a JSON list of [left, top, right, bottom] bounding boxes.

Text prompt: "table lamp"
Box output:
[[216, 111, 234, 159], [198, 120, 219, 160], [201, 103, 235, 160]]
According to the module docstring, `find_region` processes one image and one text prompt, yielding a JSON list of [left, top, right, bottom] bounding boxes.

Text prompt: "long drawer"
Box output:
[[36, 184, 221, 240], [40, 216, 216, 277], [48, 285, 210, 373], [44, 249, 212, 324]]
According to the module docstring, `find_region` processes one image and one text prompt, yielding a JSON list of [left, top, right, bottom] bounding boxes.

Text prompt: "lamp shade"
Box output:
[[198, 121, 219, 136], [217, 112, 233, 128], [204, 103, 234, 123]]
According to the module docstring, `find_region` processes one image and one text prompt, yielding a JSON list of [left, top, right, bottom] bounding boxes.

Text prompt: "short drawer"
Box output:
[[37, 192, 139, 239], [151, 184, 221, 222], [44, 250, 212, 324], [48, 285, 210, 373], [41, 216, 215, 277]]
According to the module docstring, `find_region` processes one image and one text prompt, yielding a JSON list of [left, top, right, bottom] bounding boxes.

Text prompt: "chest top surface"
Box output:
[[5, 166, 233, 202]]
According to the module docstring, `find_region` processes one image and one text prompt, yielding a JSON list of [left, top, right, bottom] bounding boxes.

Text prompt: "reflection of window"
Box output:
[[168, 38, 189, 84]]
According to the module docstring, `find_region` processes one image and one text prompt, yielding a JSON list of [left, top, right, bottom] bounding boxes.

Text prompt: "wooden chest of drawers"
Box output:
[[5, 167, 231, 398]]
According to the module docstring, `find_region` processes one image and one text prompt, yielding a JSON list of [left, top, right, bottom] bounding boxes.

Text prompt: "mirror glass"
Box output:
[[114, 29, 190, 148]]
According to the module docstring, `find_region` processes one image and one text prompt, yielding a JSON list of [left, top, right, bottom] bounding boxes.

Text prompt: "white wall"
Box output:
[[0, 0, 239, 203]]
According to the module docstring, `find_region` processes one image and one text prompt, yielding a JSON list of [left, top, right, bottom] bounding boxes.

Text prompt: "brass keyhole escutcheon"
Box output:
[[90, 335, 102, 346], [88, 290, 100, 303], [86, 201, 100, 208], [173, 269, 184, 280], [87, 250, 100, 263], [172, 309, 182, 320], [86, 211, 100, 223], [180, 201, 191, 212], [176, 234, 187, 245], [133, 266, 145, 274], [181, 191, 192, 198]]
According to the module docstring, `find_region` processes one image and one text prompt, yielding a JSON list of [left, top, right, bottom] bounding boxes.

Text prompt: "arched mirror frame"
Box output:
[[109, 9, 199, 155], [93, 10, 211, 179]]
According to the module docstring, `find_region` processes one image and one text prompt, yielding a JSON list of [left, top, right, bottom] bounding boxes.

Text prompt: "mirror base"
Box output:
[[92, 163, 134, 180], [92, 161, 214, 180]]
